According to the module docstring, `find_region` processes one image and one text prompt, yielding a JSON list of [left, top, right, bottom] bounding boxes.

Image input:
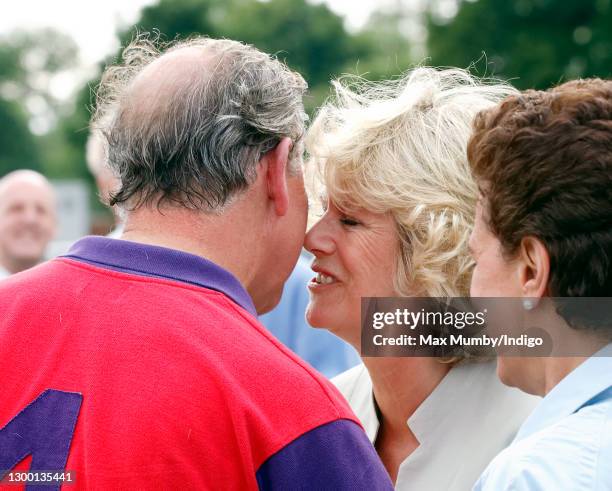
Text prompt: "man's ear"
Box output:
[[518, 236, 550, 298], [263, 137, 292, 217]]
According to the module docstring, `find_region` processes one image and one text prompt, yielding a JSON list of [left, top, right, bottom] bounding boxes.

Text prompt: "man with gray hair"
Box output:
[[0, 37, 392, 489]]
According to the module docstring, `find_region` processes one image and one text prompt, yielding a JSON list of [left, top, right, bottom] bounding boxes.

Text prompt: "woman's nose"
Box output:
[[304, 216, 335, 257]]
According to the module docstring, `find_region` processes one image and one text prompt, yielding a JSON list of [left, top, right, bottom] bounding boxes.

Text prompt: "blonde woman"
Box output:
[[304, 68, 538, 489]]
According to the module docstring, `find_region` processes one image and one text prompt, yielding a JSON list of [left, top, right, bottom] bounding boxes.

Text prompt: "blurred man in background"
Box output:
[[0, 169, 56, 278], [86, 113, 123, 237]]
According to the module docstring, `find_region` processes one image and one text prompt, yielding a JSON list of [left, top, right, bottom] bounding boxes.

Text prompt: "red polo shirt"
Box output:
[[0, 237, 392, 489]]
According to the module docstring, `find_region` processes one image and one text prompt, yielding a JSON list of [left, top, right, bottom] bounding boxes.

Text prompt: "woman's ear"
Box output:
[[518, 236, 550, 299]]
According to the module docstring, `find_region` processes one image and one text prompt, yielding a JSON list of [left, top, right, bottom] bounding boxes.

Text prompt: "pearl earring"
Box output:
[[523, 299, 536, 311]]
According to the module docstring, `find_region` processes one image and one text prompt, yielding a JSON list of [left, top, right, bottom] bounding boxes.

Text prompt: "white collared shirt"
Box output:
[[0, 265, 10, 280], [333, 361, 538, 490]]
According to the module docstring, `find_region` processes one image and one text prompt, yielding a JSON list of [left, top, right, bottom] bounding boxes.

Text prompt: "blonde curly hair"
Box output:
[[306, 67, 517, 298]]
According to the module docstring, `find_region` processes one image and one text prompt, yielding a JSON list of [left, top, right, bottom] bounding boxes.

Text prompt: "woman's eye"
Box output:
[[340, 217, 360, 226]]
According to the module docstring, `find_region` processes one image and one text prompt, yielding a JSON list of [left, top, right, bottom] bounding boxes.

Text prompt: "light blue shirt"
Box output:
[[260, 252, 360, 378], [474, 343, 612, 491]]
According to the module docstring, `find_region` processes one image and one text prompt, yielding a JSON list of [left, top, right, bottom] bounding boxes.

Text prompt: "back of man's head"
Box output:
[[93, 36, 309, 313], [94, 36, 307, 211], [0, 170, 57, 275]]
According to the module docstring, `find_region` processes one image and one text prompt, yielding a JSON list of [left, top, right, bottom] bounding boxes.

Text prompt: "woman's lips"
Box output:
[[308, 266, 340, 290]]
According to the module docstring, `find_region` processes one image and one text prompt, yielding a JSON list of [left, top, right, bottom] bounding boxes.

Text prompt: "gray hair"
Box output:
[[93, 35, 308, 210]]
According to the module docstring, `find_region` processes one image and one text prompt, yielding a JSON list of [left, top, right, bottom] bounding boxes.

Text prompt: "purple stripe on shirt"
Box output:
[[256, 419, 393, 490], [62, 236, 257, 316]]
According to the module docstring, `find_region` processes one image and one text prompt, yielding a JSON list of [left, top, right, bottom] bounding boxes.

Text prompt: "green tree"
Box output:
[[0, 28, 78, 176], [0, 99, 40, 174], [426, 0, 612, 89], [0, 34, 38, 174], [118, 0, 362, 112], [218, 0, 354, 88], [122, 0, 219, 44], [350, 8, 414, 82], [49, 78, 97, 179]]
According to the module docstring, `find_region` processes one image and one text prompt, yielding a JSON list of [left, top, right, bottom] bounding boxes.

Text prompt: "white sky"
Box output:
[[0, 1, 153, 62]]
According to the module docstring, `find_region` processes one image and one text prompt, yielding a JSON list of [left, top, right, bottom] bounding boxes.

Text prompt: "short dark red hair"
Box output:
[[468, 78, 612, 302]]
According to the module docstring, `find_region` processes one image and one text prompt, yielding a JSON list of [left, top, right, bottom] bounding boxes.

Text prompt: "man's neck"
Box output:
[[120, 203, 264, 301]]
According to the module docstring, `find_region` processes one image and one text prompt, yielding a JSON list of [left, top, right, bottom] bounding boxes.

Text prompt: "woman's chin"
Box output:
[[306, 303, 343, 332], [306, 305, 357, 345], [305, 304, 326, 329]]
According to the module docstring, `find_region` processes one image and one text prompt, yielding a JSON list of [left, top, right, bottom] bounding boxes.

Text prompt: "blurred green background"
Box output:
[[1, 0, 610, 226]]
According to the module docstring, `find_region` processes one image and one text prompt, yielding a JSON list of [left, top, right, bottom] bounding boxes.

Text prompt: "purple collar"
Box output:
[[62, 236, 257, 317]]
